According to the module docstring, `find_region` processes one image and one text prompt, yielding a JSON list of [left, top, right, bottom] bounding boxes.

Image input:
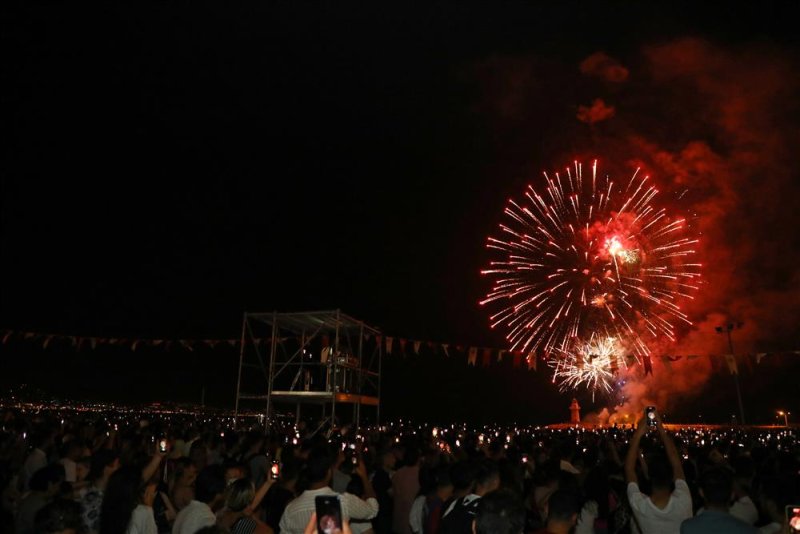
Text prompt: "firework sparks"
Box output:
[[551, 334, 625, 400], [480, 160, 701, 363]]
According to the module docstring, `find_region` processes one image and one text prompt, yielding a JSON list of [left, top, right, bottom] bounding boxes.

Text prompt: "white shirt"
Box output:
[[575, 500, 599, 534], [60, 458, 77, 483], [409, 495, 425, 534], [279, 486, 379, 534], [128, 505, 157, 534], [172, 500, 216, 534], [731, 496, 758, 525], [627, 479, 692, 534]]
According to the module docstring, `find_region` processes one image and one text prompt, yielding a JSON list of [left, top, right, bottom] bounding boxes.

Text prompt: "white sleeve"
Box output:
[[343, 494, 379, 521], [626, 482, 646, 512], [575, 501, 598, 534], [127, 505, 157, 534], [672, 479, 693, 517]]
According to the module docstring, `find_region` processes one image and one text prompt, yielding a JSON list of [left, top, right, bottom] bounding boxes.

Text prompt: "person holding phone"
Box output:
[[279, 446, 378, 534], [624, 408, 692, 534]]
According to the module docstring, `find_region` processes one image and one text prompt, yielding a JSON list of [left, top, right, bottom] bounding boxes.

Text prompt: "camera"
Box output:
[[645, 406, 657, 427], [270, 461, 280, 480]]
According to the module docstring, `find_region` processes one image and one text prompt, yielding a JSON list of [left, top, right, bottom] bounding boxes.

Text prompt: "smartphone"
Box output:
[[158, 439, 168, 453], [315, 495, 343, 534], [787, 505, 800, 532], [645, 406, 657, 427], [521, 454, 529, 464], [270, 461, 280, 480]]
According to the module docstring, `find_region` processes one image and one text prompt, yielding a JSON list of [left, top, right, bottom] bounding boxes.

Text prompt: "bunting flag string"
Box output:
[[0, 328, 797, 375]]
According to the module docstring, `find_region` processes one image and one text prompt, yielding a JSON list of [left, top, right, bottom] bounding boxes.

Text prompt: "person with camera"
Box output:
[[624, 408, 692, 534]]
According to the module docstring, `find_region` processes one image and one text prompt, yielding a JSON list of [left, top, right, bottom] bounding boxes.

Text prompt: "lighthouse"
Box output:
[[569, 398, 581, 424]]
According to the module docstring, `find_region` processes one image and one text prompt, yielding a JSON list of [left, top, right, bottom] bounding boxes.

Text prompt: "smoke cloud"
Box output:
[[577, 98, 615, 125]]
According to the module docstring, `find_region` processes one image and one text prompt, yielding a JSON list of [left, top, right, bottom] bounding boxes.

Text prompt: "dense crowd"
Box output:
[[0, 405, 798, 534]]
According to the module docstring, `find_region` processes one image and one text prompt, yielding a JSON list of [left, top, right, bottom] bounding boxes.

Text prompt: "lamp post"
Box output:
[[778, 410, 790, 427], [716, 322, 745, 425]]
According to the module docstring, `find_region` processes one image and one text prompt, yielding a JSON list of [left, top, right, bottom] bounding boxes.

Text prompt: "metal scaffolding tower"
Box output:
[[235, 310, 382, 434]]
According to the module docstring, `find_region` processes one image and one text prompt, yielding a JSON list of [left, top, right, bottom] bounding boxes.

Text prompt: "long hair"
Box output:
[[99, 466, 141, 534]]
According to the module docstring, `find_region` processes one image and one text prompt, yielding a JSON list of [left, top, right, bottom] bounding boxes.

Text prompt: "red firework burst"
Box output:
[[480, 160, 702, 359]]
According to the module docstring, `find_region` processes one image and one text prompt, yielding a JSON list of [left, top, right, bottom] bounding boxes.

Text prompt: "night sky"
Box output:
[[3, 2, 800, 424]]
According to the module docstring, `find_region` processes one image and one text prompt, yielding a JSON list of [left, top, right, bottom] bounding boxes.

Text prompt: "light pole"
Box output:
[[716, 322, 745, 425], [778, 410, 790, 427]]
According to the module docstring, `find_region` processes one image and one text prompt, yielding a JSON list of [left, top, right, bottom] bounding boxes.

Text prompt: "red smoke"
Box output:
[[580, 52, 629, 83], [577, 98, 615, 124]]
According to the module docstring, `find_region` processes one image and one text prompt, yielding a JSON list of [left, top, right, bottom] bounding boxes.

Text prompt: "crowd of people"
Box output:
[[0, 405, 798, 534]]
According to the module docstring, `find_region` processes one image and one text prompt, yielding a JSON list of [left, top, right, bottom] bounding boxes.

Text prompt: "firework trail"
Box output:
[[481, 160, 701, 382]]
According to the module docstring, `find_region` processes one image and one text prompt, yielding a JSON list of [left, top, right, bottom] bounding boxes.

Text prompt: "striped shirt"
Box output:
[[279, 487, 379, 534]]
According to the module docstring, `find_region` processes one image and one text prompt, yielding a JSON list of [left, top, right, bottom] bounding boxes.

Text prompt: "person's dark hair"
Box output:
[[29, 464, 65, 492], [59, 439, 82, 459], [404, 446, 420, 467], [35, 498, 82, 534], [475, 490, 525, 534], [306, 445, 334, 484], [487, 441, 505, 457], [474, 459, 499, 489], [89, 449, 119, 481], [546, 490, 580, 523], [434, 465, 452, 489], [280, 458, 300, 483], [449, 461, 476, 492], [195, 465, 226, 504], [418, 464, 437, 495], [700, 467, 733, 507], [347, 473, 365, 497], [584, 465, 610, 520], [647, 453, 672, 490], [99, 466, 142, 534], [225, 478, 255, 512]]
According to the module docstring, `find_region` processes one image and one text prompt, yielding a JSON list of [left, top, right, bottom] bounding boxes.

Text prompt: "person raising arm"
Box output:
[[624, 408, 692, 534]]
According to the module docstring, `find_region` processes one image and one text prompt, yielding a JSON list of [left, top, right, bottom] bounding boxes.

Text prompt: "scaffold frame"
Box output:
[[234, 310, 382, 434]]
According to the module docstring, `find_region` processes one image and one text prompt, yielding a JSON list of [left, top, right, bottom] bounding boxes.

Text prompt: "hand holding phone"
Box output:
[[645, 406, 657, 427], [158, 438, 168, 454], [787, 505, 800, 532], [271, 461, 281, 480]]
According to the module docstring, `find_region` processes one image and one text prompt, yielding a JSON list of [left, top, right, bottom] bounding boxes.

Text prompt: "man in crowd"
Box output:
[[279, 445, 378, 534], [625, 409, 692, 534], [680, 467, 757, 534], [392, 447, 420, 534], [440, 460, 499, 534], [80, 450, 120, 534], [173, 465, 226, 534], [16, 464, 65, 534], [533, 490, 580, 534], [370, 448, 396, 534]]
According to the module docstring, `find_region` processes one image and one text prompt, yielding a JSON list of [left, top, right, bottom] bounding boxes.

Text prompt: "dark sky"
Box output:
[[3, 2, 800, 423]]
